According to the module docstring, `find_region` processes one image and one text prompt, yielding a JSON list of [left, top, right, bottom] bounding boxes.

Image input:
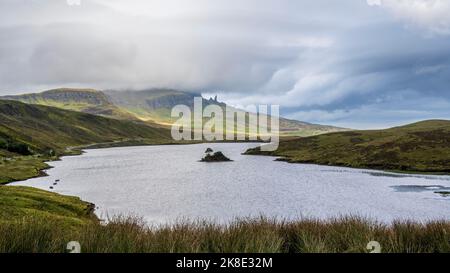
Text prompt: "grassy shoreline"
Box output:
[[0, 186, 97, 226], [5, 136, 448, 187], [268, 156, 450, 176], [0, 156, 53, 185], [1, 142, 450, 253], [1, 139, 260, 185], [0, 139, 186, 185], [4, 178, 449, 253], [245, 120, 450, 175]]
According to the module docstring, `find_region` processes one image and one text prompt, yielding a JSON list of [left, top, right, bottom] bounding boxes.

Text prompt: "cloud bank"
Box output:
[[0, 0, 449, 128], [367, 0, 450, 35]]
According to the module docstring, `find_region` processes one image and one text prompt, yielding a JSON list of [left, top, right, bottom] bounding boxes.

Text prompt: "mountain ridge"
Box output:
[[1, 88, 138, 121], [1, 88, 347, 136]]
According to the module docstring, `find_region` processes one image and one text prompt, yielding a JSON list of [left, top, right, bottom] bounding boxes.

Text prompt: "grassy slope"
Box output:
[[3, 88, 347, 136], [106, 89, 348, 136], [0, 99, 172, 184], [0, 156, 50, 184], [105, 89, 195, 124], [0, 99, 171, 153], [0, 186, 96, 226], [1, 88, 138, 121], [246, 120, 450, 173], [0, 186, 96, 252]]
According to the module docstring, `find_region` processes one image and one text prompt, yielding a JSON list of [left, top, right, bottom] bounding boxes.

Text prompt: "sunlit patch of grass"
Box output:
[[0, 186, 96, 226], [0, 156, 50, 184]]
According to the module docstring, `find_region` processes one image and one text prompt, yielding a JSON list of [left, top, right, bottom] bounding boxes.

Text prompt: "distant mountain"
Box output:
[[246, 120, 450, 173], [104, 89, 224, 124], [105, 89, 347, 136], [1, 88, 138, 121], [0, 99, 171, 157], [1, 88, 347, 136]]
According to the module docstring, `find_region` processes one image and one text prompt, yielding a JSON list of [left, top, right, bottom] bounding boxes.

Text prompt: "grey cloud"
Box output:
[[0, 0, 449, 128]]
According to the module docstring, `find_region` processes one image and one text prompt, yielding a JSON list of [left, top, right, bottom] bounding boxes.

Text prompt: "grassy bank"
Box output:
[[0, 186, 96, 226], [1, 186, 449, 253], [246, 120, 450, 174], [0, 216, 449, 253], [0, 156, 53, 184], [2, 185, 449, 253]]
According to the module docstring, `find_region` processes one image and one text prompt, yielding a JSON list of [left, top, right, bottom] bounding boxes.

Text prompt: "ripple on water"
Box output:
[[10, 143, 450, 225]]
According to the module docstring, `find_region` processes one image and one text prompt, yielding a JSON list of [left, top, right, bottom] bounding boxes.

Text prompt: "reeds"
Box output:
[[0, 215, 449, 253]]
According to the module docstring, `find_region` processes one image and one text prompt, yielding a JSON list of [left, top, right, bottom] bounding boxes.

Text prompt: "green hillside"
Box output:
[[2, 88, 347, 136], [1, 88, 138, 121], [105, 89, 200, 124], [0, 186, 96, 226], [107, 89, 348, 136], [246, 120, 450, 174], [0, 100, 172, 183], [0, 99, 171, 153]]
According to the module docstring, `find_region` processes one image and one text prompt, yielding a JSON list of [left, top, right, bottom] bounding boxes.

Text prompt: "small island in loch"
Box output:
[[201, 148, 232, 162]]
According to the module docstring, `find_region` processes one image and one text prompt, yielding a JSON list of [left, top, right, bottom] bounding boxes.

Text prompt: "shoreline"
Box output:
[[244, 152, 450, 176], [0, 139, 197, 185], [7, 142, 450, 227], [1, 140, 262, 185], [4, 140, 450, 186], [274, 156, 450, 176]]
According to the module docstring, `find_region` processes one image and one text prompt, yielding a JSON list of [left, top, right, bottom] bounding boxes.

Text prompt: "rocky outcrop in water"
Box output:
[[201, 151, 232, 162]]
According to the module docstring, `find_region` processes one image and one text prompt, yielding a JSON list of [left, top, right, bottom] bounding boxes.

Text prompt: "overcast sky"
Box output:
[[1, 0, 450, 128]]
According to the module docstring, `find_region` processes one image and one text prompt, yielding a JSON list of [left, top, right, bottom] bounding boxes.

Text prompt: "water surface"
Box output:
[[13, 143, 450, 224]]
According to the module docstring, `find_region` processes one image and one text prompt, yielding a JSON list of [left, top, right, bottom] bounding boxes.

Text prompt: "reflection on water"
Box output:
[[366, 171, 450, 181], [391, 185, 450, 198], [392, 185, 450, 192]]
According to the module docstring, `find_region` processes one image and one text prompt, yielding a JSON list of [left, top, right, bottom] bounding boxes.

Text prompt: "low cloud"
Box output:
[[367, 0, 450, 35], [0, 0, 449, 128]]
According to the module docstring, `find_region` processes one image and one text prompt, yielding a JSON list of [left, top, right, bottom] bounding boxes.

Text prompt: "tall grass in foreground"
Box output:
[[0, 216, 449, 253]]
